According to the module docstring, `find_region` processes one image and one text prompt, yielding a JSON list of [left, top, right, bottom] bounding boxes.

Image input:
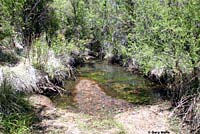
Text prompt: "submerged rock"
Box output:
[[108, 54, 123, 65], [125, 58, 139, 72]]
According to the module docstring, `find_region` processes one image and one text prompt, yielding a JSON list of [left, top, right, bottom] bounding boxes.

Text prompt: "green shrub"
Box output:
[[125, 0, 200, 74]]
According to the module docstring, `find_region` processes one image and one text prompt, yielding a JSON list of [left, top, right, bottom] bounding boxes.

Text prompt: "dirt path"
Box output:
[[32, 79, 176, 134]]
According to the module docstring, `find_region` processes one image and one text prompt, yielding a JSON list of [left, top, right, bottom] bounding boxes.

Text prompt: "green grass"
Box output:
[[75, 114, 125, 134], [0, 113, 37, 134], [0, 81, 38, 134], [0, 81, 31, 114]]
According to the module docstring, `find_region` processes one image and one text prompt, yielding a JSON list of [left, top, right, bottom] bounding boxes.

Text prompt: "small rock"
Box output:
[[149, 68, 166, 83], [28, 94, 55, 109], [108, 54, 123, 65], [125, 58, 139, 72]]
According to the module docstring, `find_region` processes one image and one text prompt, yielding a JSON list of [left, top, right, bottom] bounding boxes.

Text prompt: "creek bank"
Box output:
[[0, 49, 81, 96], [29, 80, 176, 134], [29, 94, 125, 134], [114, 103, 174, 134]]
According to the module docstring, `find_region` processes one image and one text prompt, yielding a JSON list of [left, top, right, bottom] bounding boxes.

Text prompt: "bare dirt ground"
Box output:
[[32, 79, 176, 134]]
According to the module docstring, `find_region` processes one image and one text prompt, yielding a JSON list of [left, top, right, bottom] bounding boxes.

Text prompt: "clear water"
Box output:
[[52, 61, 163, 108]]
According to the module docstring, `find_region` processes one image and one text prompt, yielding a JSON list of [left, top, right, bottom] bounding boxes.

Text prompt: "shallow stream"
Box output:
[[52, 61, 163, 109]]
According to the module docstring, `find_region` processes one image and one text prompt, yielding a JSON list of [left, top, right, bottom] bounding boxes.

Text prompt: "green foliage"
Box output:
[[1, 0, 198, 73], [51, 34, 67, 54], [123, 0, 200, 74], [0, 0, 198, 76], [1, 113, 36, 134], [31, 36, 49, 70], [0, 0, 25, 41], [0, 81, 37, 134]]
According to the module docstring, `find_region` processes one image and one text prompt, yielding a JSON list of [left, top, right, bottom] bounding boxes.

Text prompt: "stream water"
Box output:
[[52, 61, 164, 109]]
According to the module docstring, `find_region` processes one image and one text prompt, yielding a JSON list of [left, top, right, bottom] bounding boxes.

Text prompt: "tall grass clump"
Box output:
[[0, 80, 37, 134]]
